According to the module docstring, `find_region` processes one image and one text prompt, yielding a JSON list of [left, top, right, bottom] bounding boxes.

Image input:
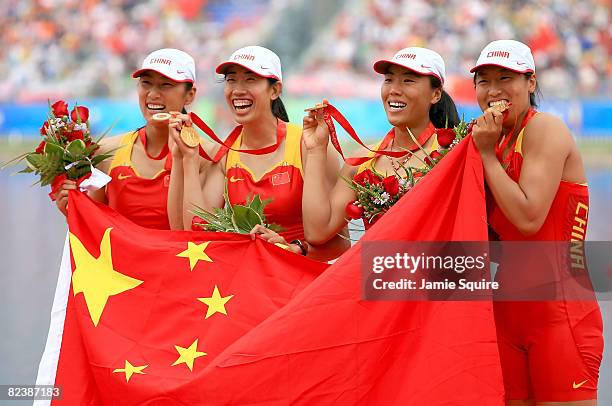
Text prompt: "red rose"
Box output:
[[70, 106, 89, 123], [35, 141, 46, 154], [353, 169, 381, 186], [345, 201, 364, 220], [424, 151, 443, 166], [39, 121, 50, 136], [412, 171, 424, 180], [51, 100, 69, 117], [382, 175, 400, 196], [66, 130, 84, 141], [437, 128, 456, 148]]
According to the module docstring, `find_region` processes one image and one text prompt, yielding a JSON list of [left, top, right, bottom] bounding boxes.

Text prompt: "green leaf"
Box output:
[[17, 166, 34, 174], [44, 142, 64, 156], [231, 205, 263, 233], [67, 139, 86, 157], [90, 153, 113, 167], [25, 153, 46, 170]]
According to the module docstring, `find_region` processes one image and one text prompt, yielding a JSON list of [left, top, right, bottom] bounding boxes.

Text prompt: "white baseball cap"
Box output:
[[216, 45, 282, 82], [373, 47, 446, 84], [470, 40, 535, 74], [132, 48, 196, 83]]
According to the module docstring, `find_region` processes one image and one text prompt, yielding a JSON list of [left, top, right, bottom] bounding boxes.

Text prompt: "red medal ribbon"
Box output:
[[321, 104, 435, 166], [495, 108, 537, 166], [190, 113, 287, 162]]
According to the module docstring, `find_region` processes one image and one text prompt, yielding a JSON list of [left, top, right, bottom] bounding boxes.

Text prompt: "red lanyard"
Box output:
[[138, 127, 172, 171], [189, 113, 287, 162], [320, 104, 435, 166], [495, 108, 537, 166]]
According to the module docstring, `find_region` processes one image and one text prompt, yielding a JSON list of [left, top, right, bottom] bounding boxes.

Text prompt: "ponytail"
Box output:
[[182, 81, 194, 115], [267, 78, 289, 122], [428, 77, 459, 128]]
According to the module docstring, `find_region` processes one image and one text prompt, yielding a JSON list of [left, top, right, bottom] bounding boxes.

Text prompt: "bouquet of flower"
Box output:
[[191, 190, 283, 234], [3, 100, 113, 200], [345, 118, 470, 225]]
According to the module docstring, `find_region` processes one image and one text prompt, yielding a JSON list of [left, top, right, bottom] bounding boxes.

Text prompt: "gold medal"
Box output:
[[489, 100, 509, 113], [152, 112, 172, 122], [304, 103, 328, 112], [180, 125, 199, 148]]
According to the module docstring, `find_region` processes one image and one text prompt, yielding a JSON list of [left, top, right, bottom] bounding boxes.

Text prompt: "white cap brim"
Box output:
[[215, 61, 281, 81], [373, 60, 444, 83], [132, 68, 195, 83], [470, 62, 534, 74]]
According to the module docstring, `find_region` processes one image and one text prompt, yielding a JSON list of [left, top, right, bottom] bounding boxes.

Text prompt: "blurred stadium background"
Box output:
[[1, 0, 610, 403]]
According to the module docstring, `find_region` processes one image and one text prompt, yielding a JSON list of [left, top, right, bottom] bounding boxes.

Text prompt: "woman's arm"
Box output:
[[473, 111, 571, 235], [301, 112, 358, 245]]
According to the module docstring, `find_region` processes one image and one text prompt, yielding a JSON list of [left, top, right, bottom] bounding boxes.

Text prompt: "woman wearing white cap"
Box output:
[[471, 39, 602, 404], [169, 45, 348, 260], [301, 47, 459, 244], [55, 48, 214, 230]]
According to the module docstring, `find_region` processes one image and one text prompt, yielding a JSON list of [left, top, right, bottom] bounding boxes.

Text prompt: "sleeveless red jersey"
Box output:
[[105, 130, 171, 230], [489, 116, 589, 242], [489, 113, 602, 401], [225, 122, 305, 241]]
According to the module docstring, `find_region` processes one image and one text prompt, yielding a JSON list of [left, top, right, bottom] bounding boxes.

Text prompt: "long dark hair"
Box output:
[[181, 82, 194, 114], [267, 78, 289, 122], [429, 76, 459, 128], [525, 73, 541, 107]]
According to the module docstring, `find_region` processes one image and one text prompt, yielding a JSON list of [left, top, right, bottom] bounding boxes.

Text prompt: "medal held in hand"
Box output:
[[180, 125, 199, 148]]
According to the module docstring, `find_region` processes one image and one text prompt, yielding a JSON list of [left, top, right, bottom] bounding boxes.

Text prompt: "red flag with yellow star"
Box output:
[[38, 137, 503, 405], [44, 190, 326, 404], [153, 137, 504, 404]]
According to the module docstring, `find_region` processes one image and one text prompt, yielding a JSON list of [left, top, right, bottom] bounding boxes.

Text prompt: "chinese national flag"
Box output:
[[38, 137, 503, 405]]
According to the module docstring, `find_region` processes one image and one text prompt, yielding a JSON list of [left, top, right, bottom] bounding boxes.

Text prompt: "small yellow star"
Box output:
[[172, 339, 207, 371], [70, 228, 143, 326], [113, 360, 148, 382], [176, 242, 213, 271], [198, 285, 234, 319]]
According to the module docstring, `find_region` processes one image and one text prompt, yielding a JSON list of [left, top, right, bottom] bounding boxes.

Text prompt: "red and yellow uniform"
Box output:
[[105, 129, 171, 230], [489, 114, 603, 401], [226, 122, 305, 241]]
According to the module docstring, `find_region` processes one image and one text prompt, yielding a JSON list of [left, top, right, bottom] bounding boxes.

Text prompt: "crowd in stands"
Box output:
[[289, 0, 612, 101], [1, 0, 610, 103]]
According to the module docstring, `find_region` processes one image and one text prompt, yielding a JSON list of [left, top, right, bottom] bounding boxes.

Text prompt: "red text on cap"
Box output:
[[150, 58, 172, 65], [233, 54, 255, 61], [486, 51, 510, 58], [396, 53, 416, 60]]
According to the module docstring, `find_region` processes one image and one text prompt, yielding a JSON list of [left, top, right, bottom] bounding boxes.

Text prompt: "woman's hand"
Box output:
[[55, 180, 77, 216], [168, 112, 198, 161], [302, 99, 330, 153], [249, 224, 302, 255], [471, 108, 504, 156]]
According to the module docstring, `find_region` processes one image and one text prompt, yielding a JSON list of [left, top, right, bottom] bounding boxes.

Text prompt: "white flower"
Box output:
[[380, 192, 390, 203], [74, 123, 88, 131], [399, 179, 408, 187]]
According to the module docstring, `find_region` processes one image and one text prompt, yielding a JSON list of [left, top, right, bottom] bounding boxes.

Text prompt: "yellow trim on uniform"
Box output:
[[226, 122, 303, 181], [108, 130, 167, 179], [356, 134, 439, 175], [109, 131, 138, 171], [514, 128, 526, 155]]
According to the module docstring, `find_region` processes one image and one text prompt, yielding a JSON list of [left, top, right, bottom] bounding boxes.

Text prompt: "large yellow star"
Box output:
[[176, 242, 213, 271], [113, 360, 148, 382], [70, 228, 143, 326], [172, 339, 207, 371], [198, 285, 234, 319]]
